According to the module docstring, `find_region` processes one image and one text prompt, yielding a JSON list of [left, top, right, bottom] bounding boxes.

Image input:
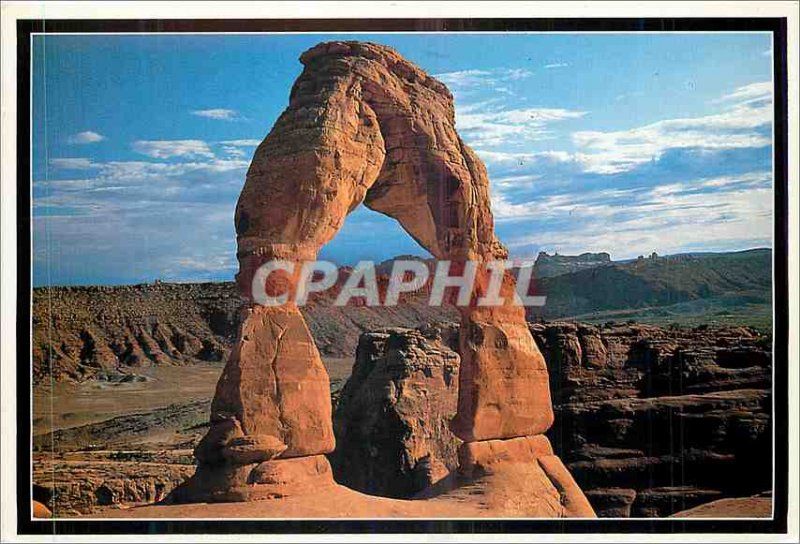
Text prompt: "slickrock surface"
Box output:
[[96, 466, 583, 519], [331, 322, 772, 517], [671, 493, 772, 518]]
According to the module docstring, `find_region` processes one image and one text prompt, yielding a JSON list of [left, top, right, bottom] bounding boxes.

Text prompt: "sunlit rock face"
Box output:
[[170, 41, 590, 517]]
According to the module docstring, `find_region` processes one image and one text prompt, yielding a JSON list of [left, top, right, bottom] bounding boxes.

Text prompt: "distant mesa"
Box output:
[[529, 248, 771, 324], [533, 251, 612, 278]]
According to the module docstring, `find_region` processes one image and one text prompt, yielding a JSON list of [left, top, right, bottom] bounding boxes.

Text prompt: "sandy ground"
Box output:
[[94, 485, 495, 519], [33, 357, 353, 438], [671, 496, 772, 518], [91, 489, 773, 520], [91, 464, 580, 519], [33, 363, 225, 437]]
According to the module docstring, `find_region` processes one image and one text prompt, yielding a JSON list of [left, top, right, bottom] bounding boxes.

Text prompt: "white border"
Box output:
[[2, 2, 798, 543]]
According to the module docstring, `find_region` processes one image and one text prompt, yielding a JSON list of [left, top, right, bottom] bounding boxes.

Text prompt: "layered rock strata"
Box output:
[[331, 326, 593, 516], [332, 322, 771, 517], [171, 41, 588, 514]]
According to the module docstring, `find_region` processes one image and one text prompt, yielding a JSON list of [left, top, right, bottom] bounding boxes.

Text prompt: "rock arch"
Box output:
[[170, 41, 593, 516]]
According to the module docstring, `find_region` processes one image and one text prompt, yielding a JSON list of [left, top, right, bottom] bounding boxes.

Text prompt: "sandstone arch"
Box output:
[[171, 41, 593, 517]]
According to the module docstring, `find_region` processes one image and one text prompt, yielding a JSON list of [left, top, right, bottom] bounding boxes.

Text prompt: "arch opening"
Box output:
[[165, 42, 594, 516]]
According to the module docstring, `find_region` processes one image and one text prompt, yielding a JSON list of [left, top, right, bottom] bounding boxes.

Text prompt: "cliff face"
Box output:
[[31, 282, 456, 384], [533, 251, 612, 278], [32, 283, 241, 384], [331, 322, 772, 517], [532, 322, 772, 517]]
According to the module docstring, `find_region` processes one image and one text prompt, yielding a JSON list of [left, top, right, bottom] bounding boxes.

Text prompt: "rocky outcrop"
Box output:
[[331, 322, 771, 517], [331, 325, 461, 497], [33, 451, 194, 515], [533, 251, 612, 278], [534, 322, 772, 517], [172, 40, 585, 513], [32, 283, 240, 384]]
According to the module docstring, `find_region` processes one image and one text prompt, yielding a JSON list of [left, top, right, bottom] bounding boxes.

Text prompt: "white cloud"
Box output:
[[474, 149, 584, 170], [49, 158, 95, 170], [433, 69, 494, 88], [571, 81, 772, 174], [35, 157, 249, 199], [100, 158, 247, 179], [457, 107, 586, 148], [461, 80, 771, 175], [67, 131, 104, 144], [221, 146, 246, 158], [498, 171, 772, 259], [219, 139, 261, 146], [505, 68, 535, 80], [165, 255, 236, 275], [132, 139, 215, 159], [433, 67, 535, 93], [491, 171, 770, 223], [32, 200, 238, 284], [714, 81, 772, 104], [191, 108, 240, 120]]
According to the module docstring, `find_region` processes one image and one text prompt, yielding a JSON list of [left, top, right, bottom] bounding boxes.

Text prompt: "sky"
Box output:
[[31, 32, 774, 286]]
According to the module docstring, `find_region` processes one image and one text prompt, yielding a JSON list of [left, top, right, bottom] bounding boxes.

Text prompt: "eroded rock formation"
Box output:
[[170, 41, 590, 515], [332, 322, 771, 517], [32, 283, 240, 383], [34, 452, 194, 516], [536, 322, 772, 517], [331, 325, 462, 497]]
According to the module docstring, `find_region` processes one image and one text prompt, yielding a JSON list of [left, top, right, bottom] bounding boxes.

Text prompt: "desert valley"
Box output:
[[32, 249, 773, 518]]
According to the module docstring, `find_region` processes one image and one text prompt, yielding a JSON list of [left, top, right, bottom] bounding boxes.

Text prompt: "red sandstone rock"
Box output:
[[331, 326, 462, 497], [458, 435, 554, 478], [536, 455, 596, 517], [233, 40, 553, 441], [249, 455, 335, 494], [32, 500, 52, 518], [210, 304, 334, 458], [670, 493, 772, 518], [179, 40, 567, 507]]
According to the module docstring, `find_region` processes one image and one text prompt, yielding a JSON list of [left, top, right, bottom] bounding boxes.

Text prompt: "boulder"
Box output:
[[331, 326, 461, 498]]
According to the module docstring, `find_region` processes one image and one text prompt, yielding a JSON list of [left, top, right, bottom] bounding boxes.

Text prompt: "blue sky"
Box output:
[[32, 33, 773, 286]]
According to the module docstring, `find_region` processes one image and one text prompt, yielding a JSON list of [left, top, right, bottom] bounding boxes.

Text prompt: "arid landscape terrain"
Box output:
[[12, 20, 789, 539], [31, 249, 773, 518]]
